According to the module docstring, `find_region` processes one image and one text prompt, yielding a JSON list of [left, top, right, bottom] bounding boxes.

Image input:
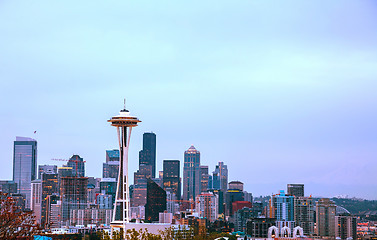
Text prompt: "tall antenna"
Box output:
[[124, 98, 126, 110]]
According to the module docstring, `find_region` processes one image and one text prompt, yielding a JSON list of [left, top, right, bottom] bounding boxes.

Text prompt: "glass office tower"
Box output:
[[13, 136, 37, 209]]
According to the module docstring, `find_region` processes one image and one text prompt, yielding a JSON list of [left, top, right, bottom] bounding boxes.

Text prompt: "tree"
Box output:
[[0, 192, 41, 239]]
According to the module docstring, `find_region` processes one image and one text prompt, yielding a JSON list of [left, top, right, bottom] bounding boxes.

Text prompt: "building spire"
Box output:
[[121, 99, 129, 112]]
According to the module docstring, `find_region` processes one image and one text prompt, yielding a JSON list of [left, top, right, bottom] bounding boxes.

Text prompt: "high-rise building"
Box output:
[[196, 192, 218, 222], [225, 189, 244, 217], [200, 166, 209, 194], [41, 173, 59, 228], [38, 165, 57, 179], [183, 145, 201, 201], [106, 149, 120, 162], [139, 132, 156, 178], [132, 164, 153, 207], [60, 176, 88, 225], [13, 136, 37, 209], [100, 178, 117, 203], [287, 184, 304, 197], [294, 196, 314, 235], [212, 162, 228, 192], [67, 155, 85, 177], [103, 150, 120, 180], [335, 215, 357, 240], [269, 190, 294, 222], [57, 166, 73, 195], [235, 207, 253, 233], [45, 194, 61, 229], [316, 198, 336, 237], [145, 178, 166, 222], [163, 160, 181, 200], [247, 218, 276, 238], [31, 179, 42, 223]]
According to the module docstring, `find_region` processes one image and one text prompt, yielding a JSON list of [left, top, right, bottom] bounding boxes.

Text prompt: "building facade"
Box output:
[[183, 145, 201, 201], [145, 178, 166, 222], [335, 215, 357, 240], [31, 179, 42, 223], [270, 190, 294, 221], [13, 136, 37, 209], [200, 166, 209, 194], [212, 162, 228, 192], [103, 150, 119, 180], [316, 198, 336, 237], [294, 196, 314, 236], [38, 165, 57, 179], [163, 160, 181, 200], [139, 132, 156, 178], [67, 155, 85, 177], [60, 176, 88, 225], [287, 184, 304, 197], [196, 192, 218, 222]]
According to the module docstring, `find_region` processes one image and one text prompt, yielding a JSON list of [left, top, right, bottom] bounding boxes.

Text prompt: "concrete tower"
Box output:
[[108, 104, 141, 235]]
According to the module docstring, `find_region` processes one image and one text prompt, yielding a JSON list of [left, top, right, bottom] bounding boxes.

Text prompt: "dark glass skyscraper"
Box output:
[[145, 178, 166, 222], [13, 136, 37, 209], [139, 132, 156, 178], [183, 145, 201, 201], [163, 160, 181, 200]]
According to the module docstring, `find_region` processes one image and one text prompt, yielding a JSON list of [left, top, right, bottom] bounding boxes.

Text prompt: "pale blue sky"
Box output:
[[1, 1, 376, 199]]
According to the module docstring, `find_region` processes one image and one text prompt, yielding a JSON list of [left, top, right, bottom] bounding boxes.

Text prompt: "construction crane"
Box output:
[[51, 155, 86, 177]]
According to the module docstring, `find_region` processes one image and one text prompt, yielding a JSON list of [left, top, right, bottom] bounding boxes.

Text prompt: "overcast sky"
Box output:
[[1, 0, 376, 199]]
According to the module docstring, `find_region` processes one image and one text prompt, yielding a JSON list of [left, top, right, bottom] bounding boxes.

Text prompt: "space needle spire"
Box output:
[[108, 102, 141, 236]]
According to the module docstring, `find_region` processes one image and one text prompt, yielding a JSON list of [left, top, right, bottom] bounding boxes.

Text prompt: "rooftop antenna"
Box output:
[[121, 98, 129, 112]]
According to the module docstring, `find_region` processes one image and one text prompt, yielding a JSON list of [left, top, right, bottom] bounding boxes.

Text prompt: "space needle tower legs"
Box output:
[[108, 104, 141, 238]]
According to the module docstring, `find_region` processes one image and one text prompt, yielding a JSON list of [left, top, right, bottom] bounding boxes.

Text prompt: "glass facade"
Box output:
[[163, 160, 181, 200], [13, 137, 37, 209], [67, 154, 85, 177], [183, 145, 201, 201], [139, 132, 156, 178]]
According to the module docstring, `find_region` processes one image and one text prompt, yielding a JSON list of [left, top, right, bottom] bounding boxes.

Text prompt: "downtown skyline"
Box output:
[[1, 1, 377, 200]]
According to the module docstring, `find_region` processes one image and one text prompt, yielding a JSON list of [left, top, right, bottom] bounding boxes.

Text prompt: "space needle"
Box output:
[[108, 102, 141, 236]]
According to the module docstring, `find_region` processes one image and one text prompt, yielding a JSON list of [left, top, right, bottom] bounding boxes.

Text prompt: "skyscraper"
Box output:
[[196, 192, 218, 222], [31, 179, 42, 223], [200, 166, 209, 194], [212, 162, 228, 192], [183, 145, 201, 201], [287, 184, 304, 197], [145, 178, 166, 222], [67, 154, 85, 177], [294, 196, 314, 235], [103, 150, 120, 180], [41, 173, 59, 228], [316, 198, 336, 237], [270, 190, 294, 221], [13, 136, 37, 209], [163, 160, 181, 200], [139, 132, 156, 178]]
